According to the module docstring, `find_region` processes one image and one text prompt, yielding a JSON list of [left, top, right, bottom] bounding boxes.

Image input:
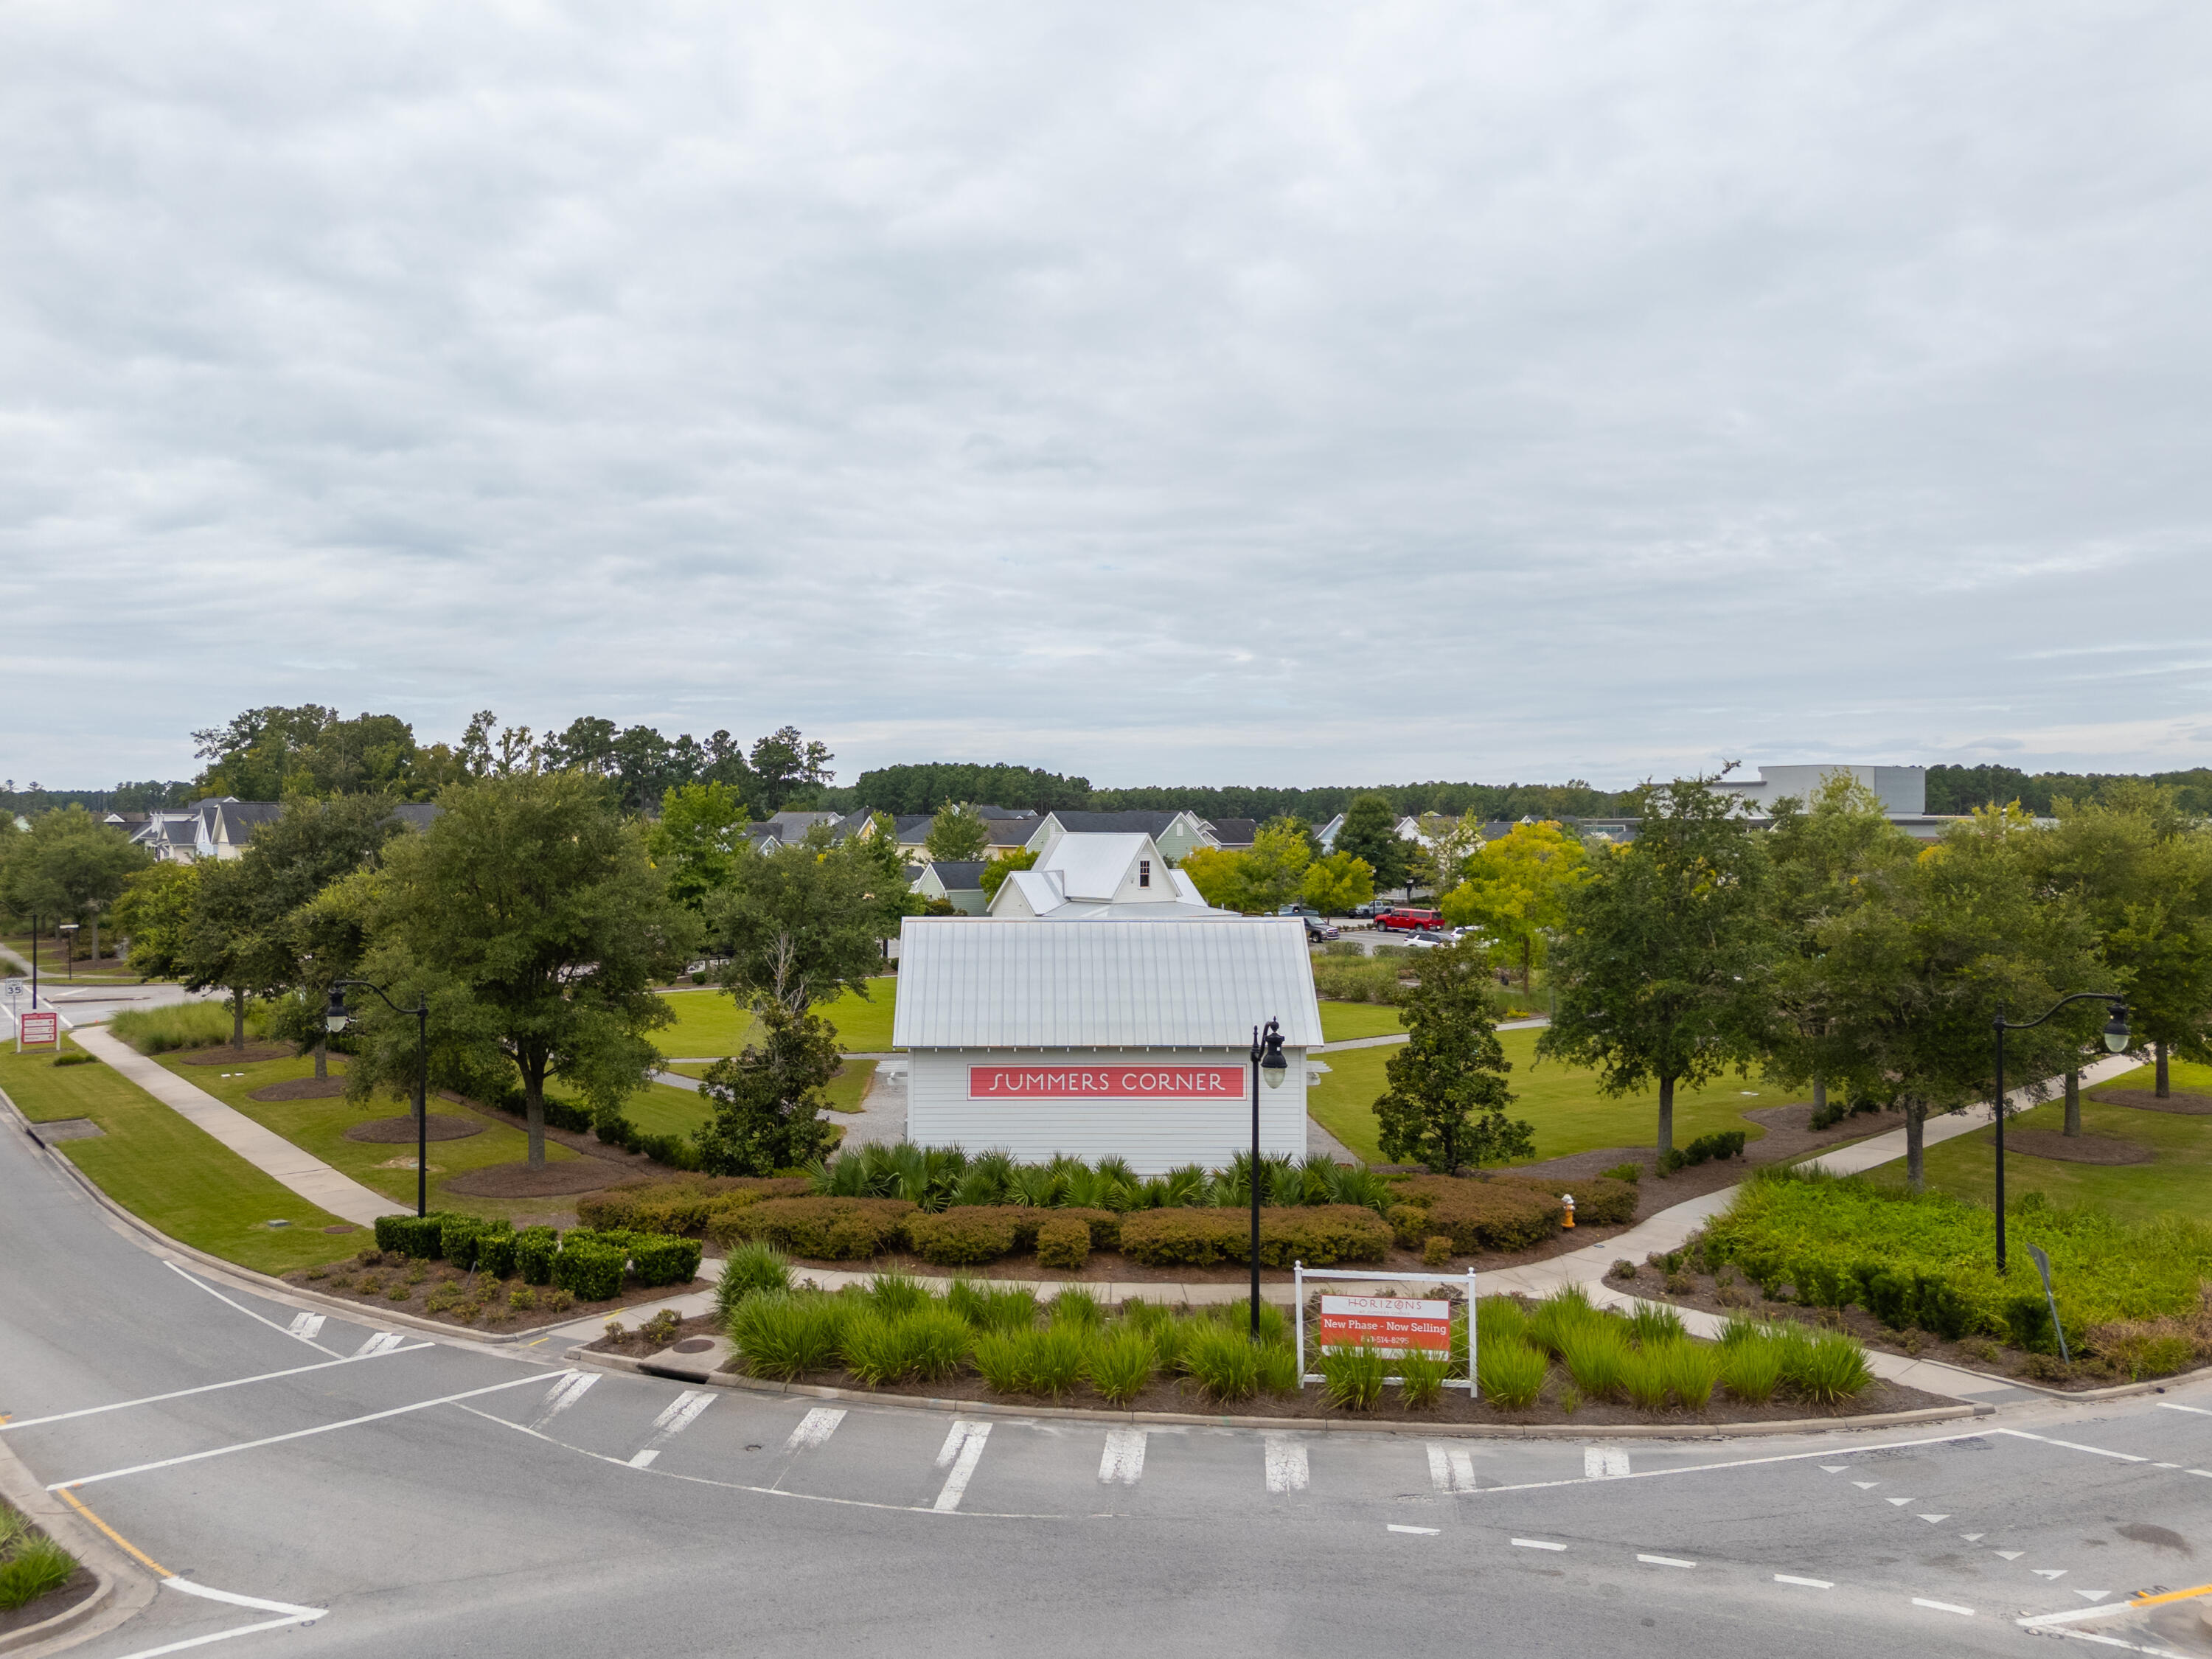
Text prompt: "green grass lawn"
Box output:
[[1316, 1002, 1407, 1042], [0, 1040, 358, 1272], [656, 1059, 877, 1116], [1871, 1060, 2212, 1227], [655, 979, 899, 1058], [1306, 1026, 1795, 1166], [159, 1051, 594, 1228]]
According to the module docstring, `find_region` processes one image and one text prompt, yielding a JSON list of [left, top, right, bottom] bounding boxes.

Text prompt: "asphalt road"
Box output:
[[4, 1113, 2210, 1658]]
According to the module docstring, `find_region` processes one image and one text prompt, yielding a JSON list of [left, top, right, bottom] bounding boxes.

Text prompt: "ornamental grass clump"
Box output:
[[1255, 1341, 1301, 1395], [1557, 1324, 1629, 1401], [1627, 1302, 1687, 1347], [0, 1508, 74, 1613], [1658, 1340, 1722, 1411], [1618, 1346, 1672, 1411], [867, 1267, 931, 1318], [1049, 1287, 1103, 1328], [1087, 1327, 1156, 1405], [715, 1241, 790, 1320], [1782, 1330, 1874, 1405], [1397, 1346, 1450, 1410], [840, 1310, 910, 1385], [975, 1327, 1088, 1399], [1319, 1343, 1388, 1411], [1526, 1284, 1604, 1357], [1473, 1294, 1529, 1351], [1183, 1322, 1262, 1402], [1475, 1338, 1548, 1409], [729, 1293, 849, 1380], [1717, 1334, 1785, 1402]]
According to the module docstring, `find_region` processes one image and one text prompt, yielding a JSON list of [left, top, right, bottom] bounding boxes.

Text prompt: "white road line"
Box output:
[[2156, 1402, 2212, 1417], [353, 1332, 407, 1358], [1585, 1447, 1631, 1479], [1917, 1514, 1952, 1523], [1913, 1598, 1975, 1616], [1512, 1538, 1567, 1551], [2036, 1570, 2070, 1580], [284, 1312, 324, 1340], [1818, 1465, 1849, 1474], [628, 1450, 659, 1468], [164, 1263, 340, 1357], [786, 1408, 846, 1453], [933, 1421, 990, 1512], [1429, 1444, 1478, 1492], [1775, 1575, 1834, 1589], [2078, 1593, 2111, 1602], [1264, 1435, 1309, 1494], [1099, 1428, 1146, 1486], [0, 1346, 431, 1431], [1638, 1554, 1697, 1569], [108, 1614, 324, 1659], [1852, 1481, 1879, 1489], [650, 1391, 713, 1436], [165, 1580, 326, 1618], [97, 1577, 331, 1659], [47, 1371, 558, 1489], [529, 1372, 596, 1430], [1961, 1533, 1985, 1541], [1997, 1428, 2147, 1464], [1995, 1551, 2025, 1561], [1463, 1428, 1992, 1498], [1388, 1525, 1440, 1535], [1886, 1497, 1913, 1506]]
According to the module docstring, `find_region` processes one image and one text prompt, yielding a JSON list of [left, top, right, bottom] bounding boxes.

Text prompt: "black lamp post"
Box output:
[[57, 924, 78, 981], [1248, 1017, 1287, 1337], [1993, 994, 2128, 1274], [329, 981, 431, 1219]]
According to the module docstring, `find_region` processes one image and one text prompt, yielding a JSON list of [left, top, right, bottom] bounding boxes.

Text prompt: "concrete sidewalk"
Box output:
[[70, 1026, 403, 1228]]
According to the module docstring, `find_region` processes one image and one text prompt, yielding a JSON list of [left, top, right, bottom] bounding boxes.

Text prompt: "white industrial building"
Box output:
[[891, 918, 1322, 1172]]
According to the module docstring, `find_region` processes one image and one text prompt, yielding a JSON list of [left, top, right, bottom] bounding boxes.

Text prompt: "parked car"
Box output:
[[1350, 900, 1391, 919], [1406, 928, 1455, 950], [1277, 904, 1322, 919], [1377, 907, 1446, 933], [1301, 915, 1339, 942]]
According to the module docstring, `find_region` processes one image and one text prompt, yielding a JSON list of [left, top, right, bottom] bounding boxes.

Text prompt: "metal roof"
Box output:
[[893, 918, 1323, 1049]]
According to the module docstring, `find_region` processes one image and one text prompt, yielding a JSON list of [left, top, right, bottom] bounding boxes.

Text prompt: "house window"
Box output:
[[1138, 860, 1151, 888]]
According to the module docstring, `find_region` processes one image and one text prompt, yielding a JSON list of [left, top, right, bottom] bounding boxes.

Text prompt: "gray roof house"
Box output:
[[1025, 810, 1217, 864], [129, 798, 437, 862], [911, 859, 990, 915]]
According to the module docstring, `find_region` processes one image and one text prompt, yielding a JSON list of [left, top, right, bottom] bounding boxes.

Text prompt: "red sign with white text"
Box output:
[[17, 1011, 60, 1051], [967, 1065, 1245, 1101], [1318, 1295, 1452, 1357]]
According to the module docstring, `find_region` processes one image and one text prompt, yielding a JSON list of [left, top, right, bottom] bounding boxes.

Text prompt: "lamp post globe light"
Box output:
[[327, 981, 432, 1220], [1248, 1018, 1287, 1338], [1992, 994, 2128, 1275]]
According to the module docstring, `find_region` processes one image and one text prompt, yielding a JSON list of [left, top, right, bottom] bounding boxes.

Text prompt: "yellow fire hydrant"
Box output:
[[1562, 1193, 1576, 1228]]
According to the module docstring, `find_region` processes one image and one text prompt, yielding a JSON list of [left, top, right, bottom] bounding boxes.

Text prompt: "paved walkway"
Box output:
[[1312, 1016, 1544, 1055], [70, 1026, 403, 1228]]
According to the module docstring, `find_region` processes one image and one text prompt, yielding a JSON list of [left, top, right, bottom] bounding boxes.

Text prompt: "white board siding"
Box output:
[[907, 1047, 1307, 1172]]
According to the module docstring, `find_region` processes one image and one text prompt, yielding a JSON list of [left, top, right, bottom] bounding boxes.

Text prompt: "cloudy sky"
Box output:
[[5, 1, 2208, 792]]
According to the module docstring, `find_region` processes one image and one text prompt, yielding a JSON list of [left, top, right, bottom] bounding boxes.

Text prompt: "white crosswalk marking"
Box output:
[[628, 1450, 659, 1468], [785, 1408, 845, 1453], [527, 1372, 595, 1430], [933, 1421, 990, 1512], [352, 1332, 406, 1359], [285, 1312, 325, 1340], [1585, 1447, 1630, 1479], [1428, 1444, 1478, 1492], [1099, 1429, 1146, 1486], [650, 1391, 714, 1437], [1264, 1435, 1309, 1494]]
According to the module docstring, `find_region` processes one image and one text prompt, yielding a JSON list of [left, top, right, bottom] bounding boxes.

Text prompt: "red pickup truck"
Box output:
[[1375, 907, 1446, 933]]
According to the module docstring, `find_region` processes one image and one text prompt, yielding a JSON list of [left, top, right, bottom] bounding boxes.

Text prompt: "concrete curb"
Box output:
[[565, 1346, 1992, 1440], [0, 1436, 154, 1659]]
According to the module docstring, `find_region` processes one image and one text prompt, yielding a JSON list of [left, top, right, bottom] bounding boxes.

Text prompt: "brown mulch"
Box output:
[[2005, 1128, 2153, 1165], [445, 1159, 625, 1197], [250, 1075, 349, 1102], [342, 1114, 486, 1144], [2093, 1089, 2212, 1116], [287, 1255, 699, 1329], [589, 1311, 721, 1357], [0, 1562, 98, 1640], [174, 1041, 293, 1065], [437, 1091, 658, 1169], [1504, 1101, 1910, 1205]]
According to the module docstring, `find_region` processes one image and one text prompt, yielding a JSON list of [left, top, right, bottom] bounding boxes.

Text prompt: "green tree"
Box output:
[[1812, 807, 2105, 1189], [1374, 936, 1529, 1171], [1537, 776, 1778, 1157], [1176, 845, 1251, 911], [978, 846, 1040, 900], [748, 726, 835, 813], [1441, 818, 1590, 991], [1334, 793, 1409, 893], [693, 1000, 843, 1175], [113, 862, 201, 981], [703, 826, 888, 1018], [0, 805, 150, 961], [1242, 821, 1314, 910], [924, 802, 991, 863], [349, 773, 695, 1166], [647, 781, 751, 910], [1300, 851, 1374, 915]]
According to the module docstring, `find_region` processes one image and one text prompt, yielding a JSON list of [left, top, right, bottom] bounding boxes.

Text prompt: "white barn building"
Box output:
[[892, 918, 1322, 1172]]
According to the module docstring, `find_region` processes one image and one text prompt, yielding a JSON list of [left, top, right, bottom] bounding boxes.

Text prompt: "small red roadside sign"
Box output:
[[18, 1010, 60, 1051], [1317, 1294, 1451, 1357]]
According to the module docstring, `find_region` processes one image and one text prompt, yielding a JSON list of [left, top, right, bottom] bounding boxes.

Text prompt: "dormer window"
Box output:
[[1138, 860, 1151, 888]]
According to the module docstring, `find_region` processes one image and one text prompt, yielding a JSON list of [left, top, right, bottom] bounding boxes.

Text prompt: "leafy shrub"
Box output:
[[441, 1215, 508, 1270], [1658, 1340, 1721, 1411], [1602, 1162, 1641, 1185], [1386, 1180, 1559, 1253], [1422, 1235, 1453, 1268], [1320, 1342, 1387, 1411], [1514, 1175, 1638, 1228], [578, 1178, 807, 1234], [375, 1213, 451, 1259], [1037, 1215, 1091, 1271], [1718, 1337, 1784, 1402], [515, 1226, 558, 1286], [1088, 1327, 1156, 1405], [476, 1231, 518, 1279], [553, 1239, 624, 1302], [908, 1208, 1018, 1266], [1117, 1206, 1390, 1268], [508, 1286, 537, 1313], [640, 1308, 681, 1347], [1183, 1323, 1262, 1402], [717, 1241, 790, 1318], [706, 1196, 916, 1259], [1310, 955, 1412, 1004], [51, 1050, 94, 1067], [1682, 1130, 1747, 1165], [2087, 1296, 2212, 1380], [1608, 1259, 1638, 1282], [1397, 1346, 1449, 1409], [1475, 1338, 1548, 1408], [629, 1235, 704, 1287]]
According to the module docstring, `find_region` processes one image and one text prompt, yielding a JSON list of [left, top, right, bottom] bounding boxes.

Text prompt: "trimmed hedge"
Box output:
[[375, 1213, 452, 1259], [1507, 1175, 1638, 1228], [578, 1178, 810, 1236], [553, 1238, 624, 1302], [1387, 1180, 1558, 1252], [440, 1214, 511, 1270], [629, 1234, 705, 1287], [707, 1197, 916, 1259], [908, 1208, 1019, 1266], [516, 1225, 558, 1286], [1118, 1205, 1391, 1268], [1037, 1215, 1090, 1271], [476, 1231, 519, 1279]]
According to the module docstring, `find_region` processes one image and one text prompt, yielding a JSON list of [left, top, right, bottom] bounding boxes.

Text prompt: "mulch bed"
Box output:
[[0, 1563, 98, 1641], [445, 1160, 625, 1197], [437, 1091, 660, 1169], [2004, 1128, 2153, 1165], [2092, 1088, 2212, 1116], [342, 1114, 485, 1144], [251, 1075, 350, 1102], [287, 1253, 702, 1329], [1621, 1256, 2132, 1393], [589, 1311, 722, 1357], [174, 1042, 293, 1065]]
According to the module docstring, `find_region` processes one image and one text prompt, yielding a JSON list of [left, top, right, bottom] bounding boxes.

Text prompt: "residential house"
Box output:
[[988, 832, 1237, 922], [1202, 818, 1257, 850], [911, 860, 990, 916], [128, 798, 437, 862], [1024, 810, 1217, 865]]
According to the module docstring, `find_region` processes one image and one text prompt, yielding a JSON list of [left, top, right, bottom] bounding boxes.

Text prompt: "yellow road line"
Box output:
[[2129, 1582, 2212, 1610], [56, 1486, 171, 1577]]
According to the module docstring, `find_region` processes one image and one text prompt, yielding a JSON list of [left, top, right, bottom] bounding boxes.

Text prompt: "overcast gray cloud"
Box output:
[[4, 1, 2209, 790]]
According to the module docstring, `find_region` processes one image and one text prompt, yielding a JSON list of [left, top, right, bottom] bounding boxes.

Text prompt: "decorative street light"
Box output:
[[1993, 994, 2129, 1274], [57, 923, 78, 982], [328, 981, 431, 1219], [1248, 1017, 1287, 1338]]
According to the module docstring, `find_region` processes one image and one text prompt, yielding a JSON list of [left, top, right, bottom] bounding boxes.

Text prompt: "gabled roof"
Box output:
[[1204, 818, 1258, 847], [1042, 810, 1194, 837], [1040, 832, 1149, 900], [893, 917, 1324, 1048], [927, 860, 989, 891]]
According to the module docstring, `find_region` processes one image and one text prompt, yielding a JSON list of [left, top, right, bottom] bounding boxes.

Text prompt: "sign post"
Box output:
[[1294, 1262, 1478, 1392], [17, 1009, 60, 1054], [2024, 1242, 2068, 1364]]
